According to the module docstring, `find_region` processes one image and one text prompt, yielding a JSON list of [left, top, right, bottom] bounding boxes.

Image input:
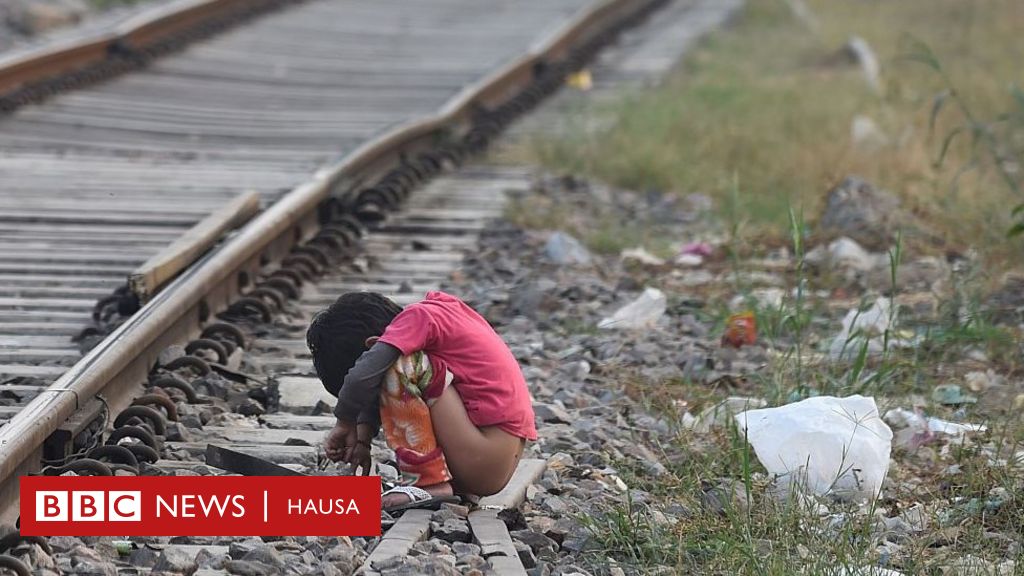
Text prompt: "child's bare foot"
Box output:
[[382, 481, 454, 508]]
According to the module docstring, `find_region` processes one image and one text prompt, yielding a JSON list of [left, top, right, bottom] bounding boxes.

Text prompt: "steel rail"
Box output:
[[0, 0, 293, 101], [0, 0, 657, 521]]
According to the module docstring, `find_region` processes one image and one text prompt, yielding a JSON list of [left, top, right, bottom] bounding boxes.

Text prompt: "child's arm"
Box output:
[[333, 341, 401, 423]]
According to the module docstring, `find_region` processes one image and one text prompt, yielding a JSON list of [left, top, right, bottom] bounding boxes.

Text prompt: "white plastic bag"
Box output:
[[735, 395, 892, 501], [598, 287, 666, 330], [828, 298, 896, 359]]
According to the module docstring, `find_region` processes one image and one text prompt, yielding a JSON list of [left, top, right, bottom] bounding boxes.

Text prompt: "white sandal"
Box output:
[[382, 485, 460, 513]]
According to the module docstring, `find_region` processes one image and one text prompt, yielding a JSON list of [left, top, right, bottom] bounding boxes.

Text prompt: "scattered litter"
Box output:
[[598, 287, 666, 330], [730, 288, 785, 310], [850, 115, 889, 151], [680, 241, 714, 257], [930, 384, 977, 406], [883, 407, 986, 448], [736, 395, 893, 500], [838, 568, 905, 576], [828, 298, 901, 359], [544, 232, 592, 265], [843, 36, 881, 93], [964, 369, 1003, 393], [675, 253, 704, 267], [692, 396, 766, 433], [721, 312, 757, 348], [620, 246, 665, 266], [566, 69, 593, 91], [828, 236, 879, 273]]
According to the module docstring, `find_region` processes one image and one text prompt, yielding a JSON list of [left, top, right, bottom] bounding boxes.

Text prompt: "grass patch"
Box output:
[[525, 0, 1024, 266]]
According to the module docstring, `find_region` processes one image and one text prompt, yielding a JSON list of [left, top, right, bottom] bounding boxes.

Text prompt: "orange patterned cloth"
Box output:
[[379, 351, 453, 487]]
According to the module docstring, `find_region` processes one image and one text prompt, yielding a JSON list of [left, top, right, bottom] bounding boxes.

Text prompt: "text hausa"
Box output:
[[287, 498, 361, 515]]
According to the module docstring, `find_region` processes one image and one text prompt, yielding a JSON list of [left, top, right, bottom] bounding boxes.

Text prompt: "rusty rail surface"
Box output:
[[0, 0, 297, 110], [0, 0, 662, 522]]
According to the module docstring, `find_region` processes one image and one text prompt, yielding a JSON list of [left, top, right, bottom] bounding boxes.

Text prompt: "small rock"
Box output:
[[510, 530, 558, 559], [241, 546, 285, 570], [450, 542, 480, 559], [534, 403, 572, 424], [544, 232, 591, 265], [819, 176, 903, 250], [512, 541, 537, 569], [224, 560, 273, 576], [700, 479, 750, 515], [153, 548, 198, 575], [164, 422, 192, 442], [431, 519, 471, 543], [236, 398, 265, 416], [128, 546, 160, 568], [439, 502, 469, 518]]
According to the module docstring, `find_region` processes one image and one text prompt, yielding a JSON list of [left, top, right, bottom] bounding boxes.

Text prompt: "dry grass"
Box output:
[[526, 0, 1024, 266]]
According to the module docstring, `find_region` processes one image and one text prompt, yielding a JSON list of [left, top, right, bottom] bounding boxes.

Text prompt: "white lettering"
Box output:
[[231, 495, 246, 518], [155, 495, 174, 518]]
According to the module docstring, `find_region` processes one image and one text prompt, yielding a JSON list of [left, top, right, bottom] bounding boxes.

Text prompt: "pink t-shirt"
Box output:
[[379, 291, 537, 441]]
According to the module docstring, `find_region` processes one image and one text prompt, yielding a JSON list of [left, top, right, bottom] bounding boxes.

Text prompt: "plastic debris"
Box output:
[[964, 369, 1002, 393], [680, 242, 714, 257], [675, 253, 704, 267], [828, 236, 879, 272], [883, 407, 986, 449], [692, 396, 766, 433], [930, 384, 977, 406], [544, 232, 591, 265], [566, 69, 593, 91], [621, 247, 665, 266], [721, 311, 757, 348], [735, 395, 893, 500], [828, 298, 904, 359], [598, 287, 666, 330]]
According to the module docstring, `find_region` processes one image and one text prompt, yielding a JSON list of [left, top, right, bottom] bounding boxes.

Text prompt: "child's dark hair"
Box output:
[[305, 292, 402, 396]]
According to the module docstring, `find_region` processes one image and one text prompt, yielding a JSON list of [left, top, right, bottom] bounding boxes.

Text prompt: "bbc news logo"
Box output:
[[21, 476, 380, 536], [36, 491, 141, 522]]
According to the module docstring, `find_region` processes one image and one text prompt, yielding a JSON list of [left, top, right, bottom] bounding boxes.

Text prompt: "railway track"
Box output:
[[0, 0, 678, 573]]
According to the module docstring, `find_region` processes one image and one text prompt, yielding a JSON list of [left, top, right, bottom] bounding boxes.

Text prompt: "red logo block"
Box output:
[[21, 476, 381, 536]]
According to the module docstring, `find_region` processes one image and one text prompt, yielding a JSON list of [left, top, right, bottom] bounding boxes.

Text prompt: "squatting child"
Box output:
[[306, 290, 537, 511]]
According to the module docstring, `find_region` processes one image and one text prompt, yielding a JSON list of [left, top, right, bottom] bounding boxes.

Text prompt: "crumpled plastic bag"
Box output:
[[598, 287, 666, 330], [544, 232, 591, 265], [735, 395, 893, 501], [828, 298, 903, 359], [883, 407, 986, 449]]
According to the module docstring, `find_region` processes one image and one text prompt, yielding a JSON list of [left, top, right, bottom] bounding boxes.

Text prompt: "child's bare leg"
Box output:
[[430, 385, 525, 497]]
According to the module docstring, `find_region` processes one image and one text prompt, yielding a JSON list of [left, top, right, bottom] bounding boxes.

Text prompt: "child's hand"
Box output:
[[324, 420, 357, 462], [348, 441, 372, 475]]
